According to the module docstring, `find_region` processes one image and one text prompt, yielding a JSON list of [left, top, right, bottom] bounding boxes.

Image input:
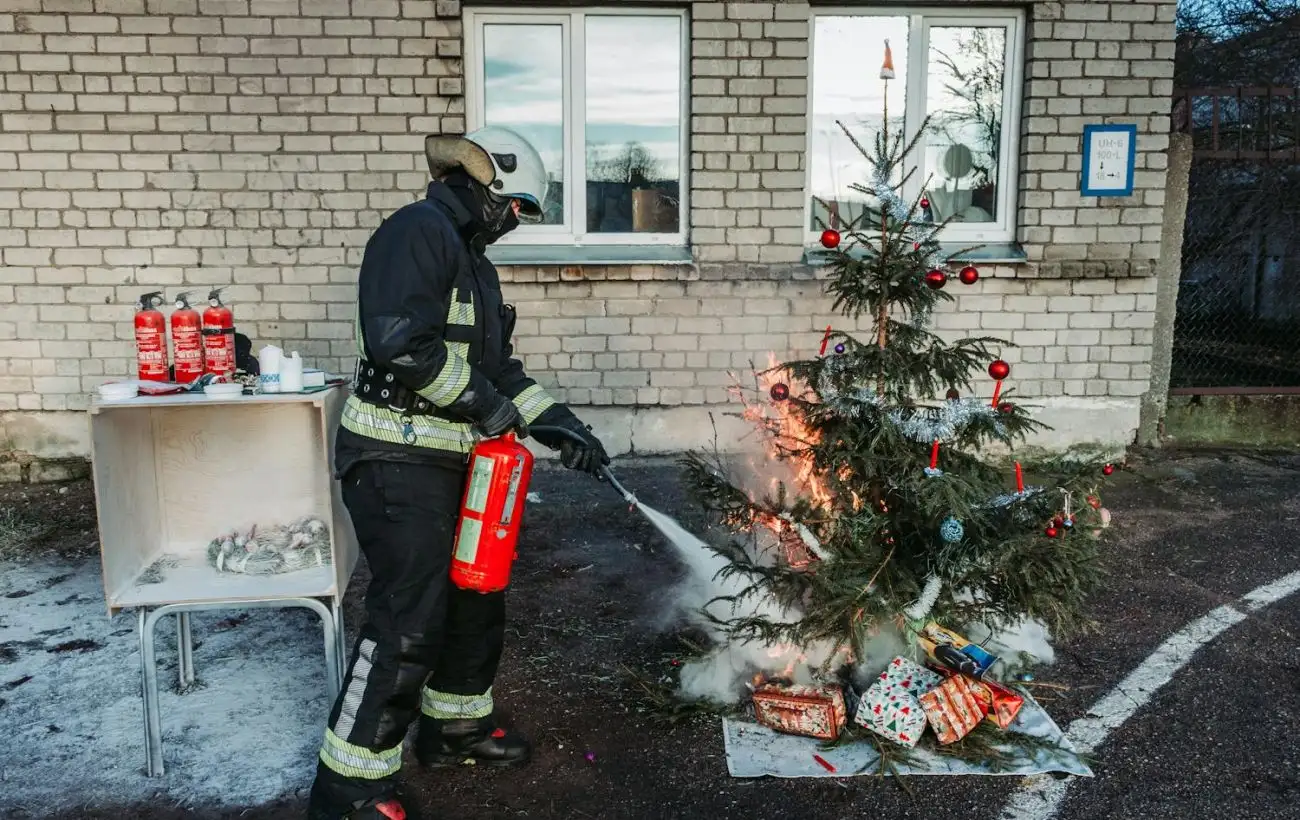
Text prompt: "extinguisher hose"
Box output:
[[525, 424, 637, 506]]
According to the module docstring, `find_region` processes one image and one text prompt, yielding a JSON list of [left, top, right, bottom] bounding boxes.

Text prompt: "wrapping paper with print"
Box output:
[[853, 677, 928, 747], [751, 683, 847, 741], [935, 666, 1025, 729], [877, 655, 944, 699], [919, 674, 983, 744]]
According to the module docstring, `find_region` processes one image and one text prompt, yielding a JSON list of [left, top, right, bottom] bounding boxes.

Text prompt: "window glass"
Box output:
[[808, 16, 910, 233], [923, 26, 1007, 226], [483, 23, 566, 226], [584, 15, 683, 234]]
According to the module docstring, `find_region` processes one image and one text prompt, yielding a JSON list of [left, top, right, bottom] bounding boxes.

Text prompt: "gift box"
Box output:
[[850, 656, 941, 747], [917, 622, 997, 679], [919, 674, 983, 744], [752, 682, 847, 741], [853, 679, 928, 747], [934, 666, 1025, 729], [877, 655, 943, 699]]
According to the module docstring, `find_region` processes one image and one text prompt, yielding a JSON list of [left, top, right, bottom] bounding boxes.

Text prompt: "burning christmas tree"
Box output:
[[673, 43, 1114, 742]]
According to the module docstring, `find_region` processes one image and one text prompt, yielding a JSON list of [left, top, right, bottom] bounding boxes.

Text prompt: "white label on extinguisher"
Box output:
[[464, 456, 493, 514], [454, 517, 482, 564], [499, 456, 524, 527]]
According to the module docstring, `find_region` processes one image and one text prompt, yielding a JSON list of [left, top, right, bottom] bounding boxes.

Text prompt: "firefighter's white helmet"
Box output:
[[425, 126, 548, 224]]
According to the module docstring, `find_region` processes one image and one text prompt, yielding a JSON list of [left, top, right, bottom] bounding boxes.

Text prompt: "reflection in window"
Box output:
[[808, 16, 909, 232], [483, 23, 565, 226], [584, 16, 682, 234], [923, 27, 1006, 225]]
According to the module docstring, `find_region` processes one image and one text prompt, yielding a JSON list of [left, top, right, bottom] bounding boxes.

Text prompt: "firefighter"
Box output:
[[307, 125, 610, 820]]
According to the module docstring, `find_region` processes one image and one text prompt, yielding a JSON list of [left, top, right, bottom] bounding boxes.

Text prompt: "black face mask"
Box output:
[[443, 169, 519, 250]]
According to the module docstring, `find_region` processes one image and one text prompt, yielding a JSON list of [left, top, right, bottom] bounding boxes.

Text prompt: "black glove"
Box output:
[[559, 424, 609, 474], [444, 373, 528, 438], [475, 392, 527, 438], [530, 406, 609, 473]]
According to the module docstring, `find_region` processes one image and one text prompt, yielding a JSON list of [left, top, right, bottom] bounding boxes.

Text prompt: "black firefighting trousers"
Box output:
[[317, 459, 506, 780]]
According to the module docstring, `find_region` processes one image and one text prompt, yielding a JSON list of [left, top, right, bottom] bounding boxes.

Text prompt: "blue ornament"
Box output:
[[834, 343, 846, 354], [1016, 672, 1035, 683], [939, 516, 963, 543]]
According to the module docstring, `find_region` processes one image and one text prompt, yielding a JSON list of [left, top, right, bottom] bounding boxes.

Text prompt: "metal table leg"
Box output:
[[331, 596, 347, 694], [177, 612, 195, 692], [136, 596, 340, 777]]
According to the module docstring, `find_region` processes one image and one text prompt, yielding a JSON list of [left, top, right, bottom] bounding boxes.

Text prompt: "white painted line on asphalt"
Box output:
[[999, 570, 1300, 820], [1238, 568, 1300, 613]]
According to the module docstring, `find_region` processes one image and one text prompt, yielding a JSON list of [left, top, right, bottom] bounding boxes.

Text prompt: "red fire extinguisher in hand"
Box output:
[[134, 291, 169, 382], [202, 287, 235, 379], [449, 424, 632, 594], [451, 431, 535, 594], [170, 291, 204, 384]]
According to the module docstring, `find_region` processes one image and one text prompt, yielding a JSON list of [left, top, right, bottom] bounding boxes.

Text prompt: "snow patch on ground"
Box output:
[[0, 556, 333, 813]]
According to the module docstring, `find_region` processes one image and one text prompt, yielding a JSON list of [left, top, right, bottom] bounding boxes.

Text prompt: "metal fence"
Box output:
[[1171, 87, 1300, 393]]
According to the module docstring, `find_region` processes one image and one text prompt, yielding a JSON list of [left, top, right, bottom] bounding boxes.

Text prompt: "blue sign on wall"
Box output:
[[1080, 123, 1138, 197]]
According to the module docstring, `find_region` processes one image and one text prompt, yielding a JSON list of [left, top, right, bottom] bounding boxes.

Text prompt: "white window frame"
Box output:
[[463, 6, 691, 248], [805, 6, 1026, 248]]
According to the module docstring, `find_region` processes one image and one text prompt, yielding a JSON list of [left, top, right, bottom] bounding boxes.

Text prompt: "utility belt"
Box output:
[[351, 359, 456, 421]]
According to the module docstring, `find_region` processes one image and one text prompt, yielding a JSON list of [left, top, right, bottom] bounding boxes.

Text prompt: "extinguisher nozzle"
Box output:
[[598, 465, 637, 507]]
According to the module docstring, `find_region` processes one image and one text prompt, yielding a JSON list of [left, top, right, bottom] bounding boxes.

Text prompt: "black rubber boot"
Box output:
[[414, 714, 531, 767], [306, 761, 421, 820]]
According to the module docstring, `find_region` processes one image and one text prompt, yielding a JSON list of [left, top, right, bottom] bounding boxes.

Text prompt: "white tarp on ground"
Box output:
[[722, 692, 1093, 779], [0, 558, 326, 813]]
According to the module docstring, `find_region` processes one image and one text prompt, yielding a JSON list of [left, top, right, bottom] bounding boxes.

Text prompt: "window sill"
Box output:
[[486, 244, 694, 266], [802, 242, 1029, 267]]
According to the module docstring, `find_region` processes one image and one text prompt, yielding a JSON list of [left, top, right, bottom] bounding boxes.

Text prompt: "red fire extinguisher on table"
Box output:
[[170, 291, 204, 384], [134, 291, 169, 382], [450, 432, 535, 594], [202, 287, 235, 379]]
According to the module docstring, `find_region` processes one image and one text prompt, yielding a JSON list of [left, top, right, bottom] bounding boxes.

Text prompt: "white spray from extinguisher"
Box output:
[[531, 424, 736, 599]]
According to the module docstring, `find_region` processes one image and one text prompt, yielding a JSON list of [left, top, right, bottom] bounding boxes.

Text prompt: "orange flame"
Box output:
[[734, 353, 835, 511]]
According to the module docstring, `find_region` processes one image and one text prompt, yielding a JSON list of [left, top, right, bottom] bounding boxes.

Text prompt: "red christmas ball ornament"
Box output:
[[1087, 495, 1101, 509], [924, 269, 947, 289], [770, 382, 790, 401], [988, 359, 1011, 381], [959, 265, 979, 285], [945, 387, 961, 401], [820, 229, 841, 249], [920, 196, 930, 209], [1102, 464, 1115, 476], [1053, 516, 1065, 529], [1045, 526, 1059, 538], [998, 402, 1014, 414]]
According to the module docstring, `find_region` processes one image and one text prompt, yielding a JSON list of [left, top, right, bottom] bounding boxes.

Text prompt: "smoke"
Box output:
[[648, 432, 1058, 706], [964, 616, 1057, 670]]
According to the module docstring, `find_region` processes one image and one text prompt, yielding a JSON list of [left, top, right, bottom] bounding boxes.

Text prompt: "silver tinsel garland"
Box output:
[[815, 356, 1007, 442]]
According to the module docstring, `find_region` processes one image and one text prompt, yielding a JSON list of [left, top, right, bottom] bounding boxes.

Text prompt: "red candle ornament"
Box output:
[[1015, 461, 1024, 493], [991, 379, 1003, 407], [819, 325, 833, 357], [930, 439, 940, 470]]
